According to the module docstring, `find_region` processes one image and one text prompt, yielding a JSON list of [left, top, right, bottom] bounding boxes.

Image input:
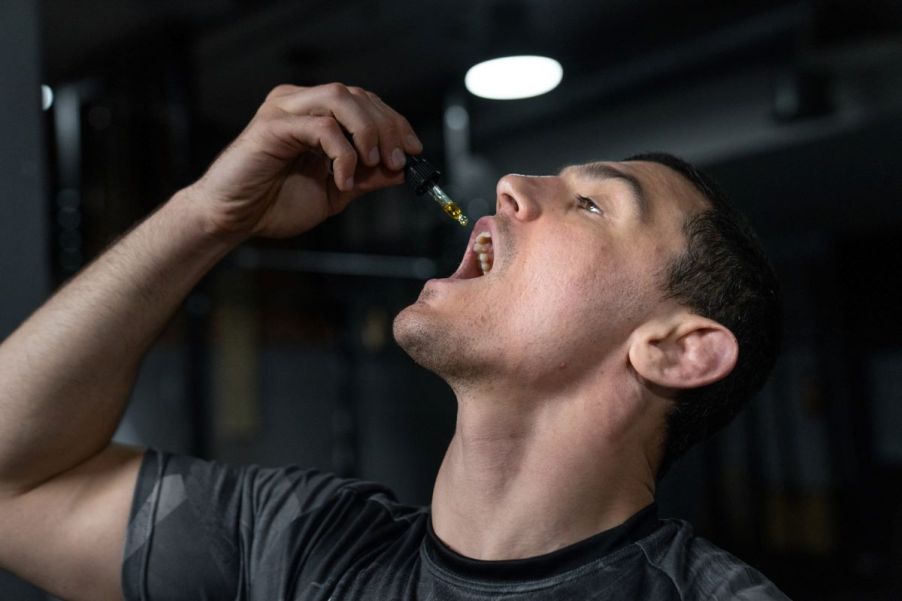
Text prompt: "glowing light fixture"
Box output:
[[465, 55, 563, 100], [41, 84, 54, 111]]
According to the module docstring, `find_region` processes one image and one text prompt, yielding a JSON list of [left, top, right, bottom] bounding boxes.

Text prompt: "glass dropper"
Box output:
[[404, 154, 469, 227]]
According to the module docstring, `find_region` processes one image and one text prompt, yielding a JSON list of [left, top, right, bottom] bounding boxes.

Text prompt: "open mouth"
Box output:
[[452, 219, 496, 280]]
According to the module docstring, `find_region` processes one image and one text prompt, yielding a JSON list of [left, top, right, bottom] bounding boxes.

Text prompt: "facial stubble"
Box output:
[[392, 294, 497, 384]]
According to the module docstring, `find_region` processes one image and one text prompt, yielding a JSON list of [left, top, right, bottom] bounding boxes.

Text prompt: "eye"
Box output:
[[576, 195, 603, 215]]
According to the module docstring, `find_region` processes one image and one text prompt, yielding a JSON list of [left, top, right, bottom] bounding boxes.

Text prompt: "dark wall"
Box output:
[[4, 1, 902, 599], [0, 0, 50, 336], [0, 2, 53, 600]]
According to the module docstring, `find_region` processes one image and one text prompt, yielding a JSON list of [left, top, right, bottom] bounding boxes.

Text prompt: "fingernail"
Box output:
[[344, 177, 354, 190], [391, 148, 405, 169], [405, 134, 422, 151], [368, 147, 380, 164]]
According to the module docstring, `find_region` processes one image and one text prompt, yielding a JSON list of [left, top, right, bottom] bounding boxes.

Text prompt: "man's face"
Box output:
[[393, 160, 708, 390]]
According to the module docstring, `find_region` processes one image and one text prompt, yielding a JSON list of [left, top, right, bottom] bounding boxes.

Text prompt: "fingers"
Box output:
[[329, 163, 407, 214], [357, 88, 423, 168], [269, 82, 423, 171], [261, 113, 358, 192]]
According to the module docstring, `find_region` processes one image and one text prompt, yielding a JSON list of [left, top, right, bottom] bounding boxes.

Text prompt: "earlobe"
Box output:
[[629, 315, 738, 391]]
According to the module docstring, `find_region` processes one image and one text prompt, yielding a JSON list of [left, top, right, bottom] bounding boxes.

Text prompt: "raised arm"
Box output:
[[0, 83, 421, 601]]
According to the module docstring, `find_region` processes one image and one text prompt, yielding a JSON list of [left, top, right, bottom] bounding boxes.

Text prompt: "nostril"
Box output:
[[505, 193, 520, 213], [496, 189, 520, 215], [496, 174, 535, 219]]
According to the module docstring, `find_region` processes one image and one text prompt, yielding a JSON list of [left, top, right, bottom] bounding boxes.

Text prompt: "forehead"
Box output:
[[560, 160, 709, 217]]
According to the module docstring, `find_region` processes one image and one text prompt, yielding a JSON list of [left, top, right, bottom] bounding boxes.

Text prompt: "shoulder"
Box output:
[[134, 448, 423, 526], [124, 449, 429, 601], [634, 519, 792, 601]]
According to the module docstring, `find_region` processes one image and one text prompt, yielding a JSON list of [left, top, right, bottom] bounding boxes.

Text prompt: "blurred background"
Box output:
[[2, 0, 902, 599]]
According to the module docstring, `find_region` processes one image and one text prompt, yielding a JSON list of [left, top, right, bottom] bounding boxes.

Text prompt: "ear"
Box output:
[[628, 313, 738, 390]]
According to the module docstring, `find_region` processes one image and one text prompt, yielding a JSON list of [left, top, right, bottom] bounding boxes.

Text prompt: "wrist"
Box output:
[[168, 184, 251, 250]]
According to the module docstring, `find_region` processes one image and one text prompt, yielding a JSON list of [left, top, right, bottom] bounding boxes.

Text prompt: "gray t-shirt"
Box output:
[[122, 449, 791, 600]]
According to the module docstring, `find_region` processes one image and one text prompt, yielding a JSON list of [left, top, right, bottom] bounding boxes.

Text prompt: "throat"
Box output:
[[430, 394, 657, 561]]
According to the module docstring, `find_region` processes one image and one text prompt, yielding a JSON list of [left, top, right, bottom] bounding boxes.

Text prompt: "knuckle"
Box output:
[[380, 123, 401, 142], [266, 84, 298, 100], [347, 86, 368, 97], [252, 103, 282, 123], [356, 123, 378, 142], [322, 82, 350, 99], [312, 115, 341, 136], [311, 114, 336, 129]]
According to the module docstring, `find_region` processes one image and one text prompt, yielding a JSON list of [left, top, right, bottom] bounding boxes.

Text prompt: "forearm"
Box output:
[[0, 82, 421, 496], [0, 188, 240, 494]]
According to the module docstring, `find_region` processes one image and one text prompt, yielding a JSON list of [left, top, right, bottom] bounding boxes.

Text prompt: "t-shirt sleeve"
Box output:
[[683, 533, 793, 601], [121, 448, 366, 601]]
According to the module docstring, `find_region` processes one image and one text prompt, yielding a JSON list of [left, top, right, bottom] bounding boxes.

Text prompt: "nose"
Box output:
[[495, 174, 542, 221]]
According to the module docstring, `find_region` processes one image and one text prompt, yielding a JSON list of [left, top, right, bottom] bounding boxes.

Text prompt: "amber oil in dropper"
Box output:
[[404, 154, 470, 227], [442, 202, 468, 226], [426, 182, 469, 227]]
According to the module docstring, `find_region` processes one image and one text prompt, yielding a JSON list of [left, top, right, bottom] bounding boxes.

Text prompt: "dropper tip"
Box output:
[[457, 215, 469, 227]]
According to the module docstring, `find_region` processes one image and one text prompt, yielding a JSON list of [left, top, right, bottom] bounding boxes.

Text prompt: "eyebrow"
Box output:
[[566, 163, 649, 219]]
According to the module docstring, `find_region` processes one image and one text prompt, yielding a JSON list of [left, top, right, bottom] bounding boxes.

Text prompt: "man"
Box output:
[[0, 83, 786, 600]]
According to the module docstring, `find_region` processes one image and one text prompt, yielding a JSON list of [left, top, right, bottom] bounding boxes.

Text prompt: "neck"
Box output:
[[430, 377, 661, 561]]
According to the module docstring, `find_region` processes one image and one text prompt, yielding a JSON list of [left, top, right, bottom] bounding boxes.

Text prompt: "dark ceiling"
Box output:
[[39, 0, 902, 239], [43, 0, 896, 127]]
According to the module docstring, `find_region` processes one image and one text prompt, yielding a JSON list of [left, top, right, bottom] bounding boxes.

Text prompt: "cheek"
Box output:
[[504, 250, 601, 333], [512, 247, 650, 343]]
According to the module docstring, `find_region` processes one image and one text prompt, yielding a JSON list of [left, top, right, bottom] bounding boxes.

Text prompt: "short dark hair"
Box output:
[[623, 152, 781, 477]]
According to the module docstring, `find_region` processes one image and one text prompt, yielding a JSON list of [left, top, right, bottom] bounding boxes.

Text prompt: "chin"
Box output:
[[392, 303, 486, 382], [393, 303, 443, 372]]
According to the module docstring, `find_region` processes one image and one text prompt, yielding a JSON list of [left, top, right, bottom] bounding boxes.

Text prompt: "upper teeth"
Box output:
[[473, 232, 493, 275]]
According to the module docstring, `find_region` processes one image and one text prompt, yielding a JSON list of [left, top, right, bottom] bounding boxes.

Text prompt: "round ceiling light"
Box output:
[[41, 84, 54, 111], [464, 55, 563, 100]]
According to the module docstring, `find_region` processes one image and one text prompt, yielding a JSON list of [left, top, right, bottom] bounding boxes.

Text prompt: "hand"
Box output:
[[188, 83, 423, 239]]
